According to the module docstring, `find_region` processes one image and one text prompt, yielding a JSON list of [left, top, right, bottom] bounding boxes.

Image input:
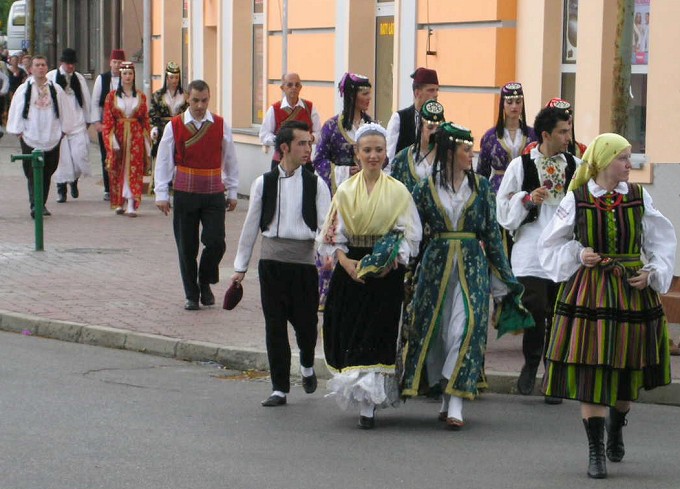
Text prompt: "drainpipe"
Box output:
[[143, 0, 151, 99], [281, 0, 288, 74]]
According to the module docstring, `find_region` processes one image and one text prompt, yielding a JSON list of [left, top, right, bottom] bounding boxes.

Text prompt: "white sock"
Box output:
[[301, 366, 314, 377], [126, 198, 135, 213], [447, 396, 463, 422], [440, 394, 451, 413], [360, 401, 375, 418], [272, 390, 286, 398]]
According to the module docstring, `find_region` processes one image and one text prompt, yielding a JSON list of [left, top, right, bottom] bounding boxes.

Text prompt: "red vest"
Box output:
[[171, 114, 225, 194], [273, 99, 314, 133]]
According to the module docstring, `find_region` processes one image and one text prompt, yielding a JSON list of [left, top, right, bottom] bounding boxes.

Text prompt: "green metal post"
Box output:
[[10, 150, 45, 251]]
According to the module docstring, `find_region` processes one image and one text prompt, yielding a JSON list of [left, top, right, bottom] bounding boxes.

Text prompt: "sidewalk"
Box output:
[[1, 134, 679, 405]]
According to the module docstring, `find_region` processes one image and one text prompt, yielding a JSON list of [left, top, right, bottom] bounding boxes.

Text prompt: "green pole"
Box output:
[[32, 149, 45, 251]]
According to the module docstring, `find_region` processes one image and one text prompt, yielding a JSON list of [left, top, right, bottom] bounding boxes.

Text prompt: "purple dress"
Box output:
[[476, 126, 537, 193]]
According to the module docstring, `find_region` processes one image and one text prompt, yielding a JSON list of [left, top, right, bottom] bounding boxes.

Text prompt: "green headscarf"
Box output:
[[568, 133, 631, 191]]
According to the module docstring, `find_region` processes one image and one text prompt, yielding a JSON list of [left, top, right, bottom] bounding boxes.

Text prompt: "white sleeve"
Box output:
[[640, 188, 677, 293], [6, 83, 26, 135], [395, 196, 423, 264], [90, 75, 103, 123], [258, 106, 276, 146], [154, 122, 175, 201], [78, 73, 92, 124], [233, 177, 264, 272], [222, 122, 240, 200], [56, 85, 77, 135], [496, 157, 530, 232], [537, 192, 583, 282], [334, 166, 351, 188], [315, 177, 332, 233], [311, 105, 322, 145], [316, 206, 349, 258], [0, 71, 9, 95], [386, 111, 400, 162]]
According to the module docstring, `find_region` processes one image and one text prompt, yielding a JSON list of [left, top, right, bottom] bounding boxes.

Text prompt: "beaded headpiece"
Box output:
[[165, 61, 180, 75], [501, 82, 524, 101], [354, 122, 388, 142], [441, 122, 474, 146], [119, 61, 135, 73], [420, 99, 445, 125]]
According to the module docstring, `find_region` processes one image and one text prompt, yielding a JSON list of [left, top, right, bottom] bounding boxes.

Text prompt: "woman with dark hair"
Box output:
[[102, 61, 151, 217], [312, 72, 373, 194], [317, 123, 421, 429], [149, 61, 188, 158], [539, 133, 676, 479], [401, 122, 533, 429], [477, 82, 537, 194]]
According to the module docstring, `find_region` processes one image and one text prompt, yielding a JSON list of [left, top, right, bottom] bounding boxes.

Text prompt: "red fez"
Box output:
[[411, 67, 439, 85], [110, 49, 126, 61]]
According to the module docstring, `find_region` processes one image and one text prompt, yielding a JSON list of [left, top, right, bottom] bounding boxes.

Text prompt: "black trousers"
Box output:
[[20, 139, 60, 210], [97, 132, 110, 192], [518, 276, 559, 369], [258, 259, 319, 393], [172, 191, 226, 301]]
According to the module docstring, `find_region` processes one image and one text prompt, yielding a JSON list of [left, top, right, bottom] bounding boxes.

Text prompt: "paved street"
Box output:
[[1, 331, 678, 489]]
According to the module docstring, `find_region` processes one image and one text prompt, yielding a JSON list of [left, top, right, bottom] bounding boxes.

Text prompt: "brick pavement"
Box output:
[[1, 134, 678, 403]]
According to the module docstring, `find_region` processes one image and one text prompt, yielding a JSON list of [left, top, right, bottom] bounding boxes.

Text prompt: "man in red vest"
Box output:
[[154, 80, 239, 310], [259, 72, 321, 170]]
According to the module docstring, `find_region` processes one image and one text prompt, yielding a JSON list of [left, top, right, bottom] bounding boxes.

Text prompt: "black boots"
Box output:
[[56, 183, 67, 203], [583, 417, 607, 479], [606, 408, 628, 463], [70, 179, 79, 198]]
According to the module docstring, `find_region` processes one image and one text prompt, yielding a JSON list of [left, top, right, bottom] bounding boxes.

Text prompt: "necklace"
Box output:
[[594, 192, 623, 212]]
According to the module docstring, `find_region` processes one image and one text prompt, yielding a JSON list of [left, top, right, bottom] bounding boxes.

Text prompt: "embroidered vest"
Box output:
[[260, 168, 318, 232], [520, 152, 576, 225], [395, 105, 417, 156], [273, 99, 314, 132], [171, 114, 225, 194]]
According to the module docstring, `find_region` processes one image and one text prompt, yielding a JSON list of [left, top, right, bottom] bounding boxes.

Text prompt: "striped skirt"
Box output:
[[542, 264, 671, 406]]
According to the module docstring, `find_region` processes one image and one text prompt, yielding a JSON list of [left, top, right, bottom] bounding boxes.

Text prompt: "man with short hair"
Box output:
[[155, 80, 239, 311], [259, 72, 321, 170], [386, 67, 439, 162], [232, 120, 331, 407], [47, 48, 92, 203], [7, 55, 74, 218], [496, 106, 580, 403], [90, 49, 125, 201]]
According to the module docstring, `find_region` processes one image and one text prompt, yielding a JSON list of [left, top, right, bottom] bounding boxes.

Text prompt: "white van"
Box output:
[[7, 1, 27, 52]]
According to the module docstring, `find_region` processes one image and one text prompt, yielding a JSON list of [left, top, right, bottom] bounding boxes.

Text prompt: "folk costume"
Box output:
[[523, 98, 586, 158], [91, 49, 125, 199], [390, 99, 445, 193], [401, 123, 533, 427], [233, 164, 331, 402], [386, 67, 440, 162], [318, 127, 422, 425], [155, 107, 239, 307], [7, 71, 74, 216], [477, 82, 537, 194], [538, 133, 676, 479], [48, 49, 92, 203], [149, 62, 188, 158], [102, 62, 151, 215]]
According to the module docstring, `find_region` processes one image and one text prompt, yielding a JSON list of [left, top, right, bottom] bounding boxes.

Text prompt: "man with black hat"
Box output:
[[386, 67, 439, 162], [47, 48, 92, 203], [90, 49, 126, 201]]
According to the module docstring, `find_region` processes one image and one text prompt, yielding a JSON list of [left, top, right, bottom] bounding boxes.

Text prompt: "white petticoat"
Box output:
[[326, 370, 400, 411]]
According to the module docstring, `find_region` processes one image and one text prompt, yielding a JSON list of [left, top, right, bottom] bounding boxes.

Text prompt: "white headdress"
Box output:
[[354, 122, 387, 142]]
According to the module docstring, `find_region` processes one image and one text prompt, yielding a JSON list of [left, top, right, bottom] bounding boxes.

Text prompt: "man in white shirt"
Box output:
[[386, 67, 439, 162], [155, 80, 239, 311], [496, 106, 578, 401], [258, 72, 321, 171], [7, 55, 73, 218], [90, 49, 125, 201], [47, 48, 91, 203], [232, 120, 331, 407]]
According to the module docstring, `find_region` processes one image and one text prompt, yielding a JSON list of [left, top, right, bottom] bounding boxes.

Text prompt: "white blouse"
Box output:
[[538, 179, 677, 293]]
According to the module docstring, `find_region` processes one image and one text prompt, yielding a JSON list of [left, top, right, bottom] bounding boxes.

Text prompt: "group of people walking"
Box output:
[[243, 68, 676, 481]]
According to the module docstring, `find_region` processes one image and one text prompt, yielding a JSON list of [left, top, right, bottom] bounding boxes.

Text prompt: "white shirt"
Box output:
[[234, 165, 332, 272], [90, 72, 120, 123], [154, 110, 239, 201], [538, 180, 677, 293], [7, 79, 74, 150], [496, 147, 581, 278], [386, 106, 419, 162], [258, 96, 321, 147], [47, 67, 91, 130], [0, 70, 9, 96]]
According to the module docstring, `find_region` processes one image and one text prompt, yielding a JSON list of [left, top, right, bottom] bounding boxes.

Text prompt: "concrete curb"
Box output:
[[2, 309, 679, 406]]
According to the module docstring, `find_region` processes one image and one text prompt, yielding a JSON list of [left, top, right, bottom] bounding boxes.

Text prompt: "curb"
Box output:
[[2, 309, 679, 406]]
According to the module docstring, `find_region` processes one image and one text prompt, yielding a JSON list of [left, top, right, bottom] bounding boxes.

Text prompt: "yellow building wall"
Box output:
[[417, 0, 516, 22], [267, 33, 334, 82], [268, 0, 336, 30]]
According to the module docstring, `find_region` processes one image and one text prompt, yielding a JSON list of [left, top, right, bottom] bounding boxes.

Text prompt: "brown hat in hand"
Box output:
[[223, 281, 243, 310]]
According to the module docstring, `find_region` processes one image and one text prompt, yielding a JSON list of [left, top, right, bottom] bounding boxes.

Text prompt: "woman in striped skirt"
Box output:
[[538, 133, 676, 479]]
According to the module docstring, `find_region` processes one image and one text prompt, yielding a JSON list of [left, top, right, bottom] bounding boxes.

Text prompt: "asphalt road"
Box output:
[[1, 331, 677, 489]]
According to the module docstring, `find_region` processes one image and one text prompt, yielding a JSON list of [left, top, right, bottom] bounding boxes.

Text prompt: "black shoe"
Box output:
[[517, 364, 538, 395], [200, 283, 215, 306], [544, 396, 563, 405], [103, 192, 110, 201], [70, 180, 79, 199], [261, 394, 287, 407], [56, 183, 67, 203], [583, 417, 607, 479], [302, 372, 317, 394], [606, 408, 628, 463], [184, 299, 200, 310], [357, 415, 375, 429], [30, 209, 35, 219], [43, 207, 51, 216]]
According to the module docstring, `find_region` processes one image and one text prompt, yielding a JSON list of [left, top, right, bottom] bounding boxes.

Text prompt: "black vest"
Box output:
[[98, 71, 112, 107], [520, 152, 576, 225], [395, 105, 417, 155], [260, 168, 318, 232]]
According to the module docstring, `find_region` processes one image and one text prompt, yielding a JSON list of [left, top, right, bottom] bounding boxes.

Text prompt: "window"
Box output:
[[560, 0, 578, 106], [252, 2, 264, 124]]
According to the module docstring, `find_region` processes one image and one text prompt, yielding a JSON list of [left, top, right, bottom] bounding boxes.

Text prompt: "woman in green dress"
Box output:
[[401, 123, 533, 429]]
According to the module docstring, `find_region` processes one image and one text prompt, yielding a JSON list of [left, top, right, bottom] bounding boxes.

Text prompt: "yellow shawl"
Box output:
[[568, 133, 631, 191]]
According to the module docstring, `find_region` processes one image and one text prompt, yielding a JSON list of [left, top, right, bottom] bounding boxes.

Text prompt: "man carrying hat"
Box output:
[[386, 67, 439, 162], [90, 49, 126, 201], [47, 48, 92, 203]]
